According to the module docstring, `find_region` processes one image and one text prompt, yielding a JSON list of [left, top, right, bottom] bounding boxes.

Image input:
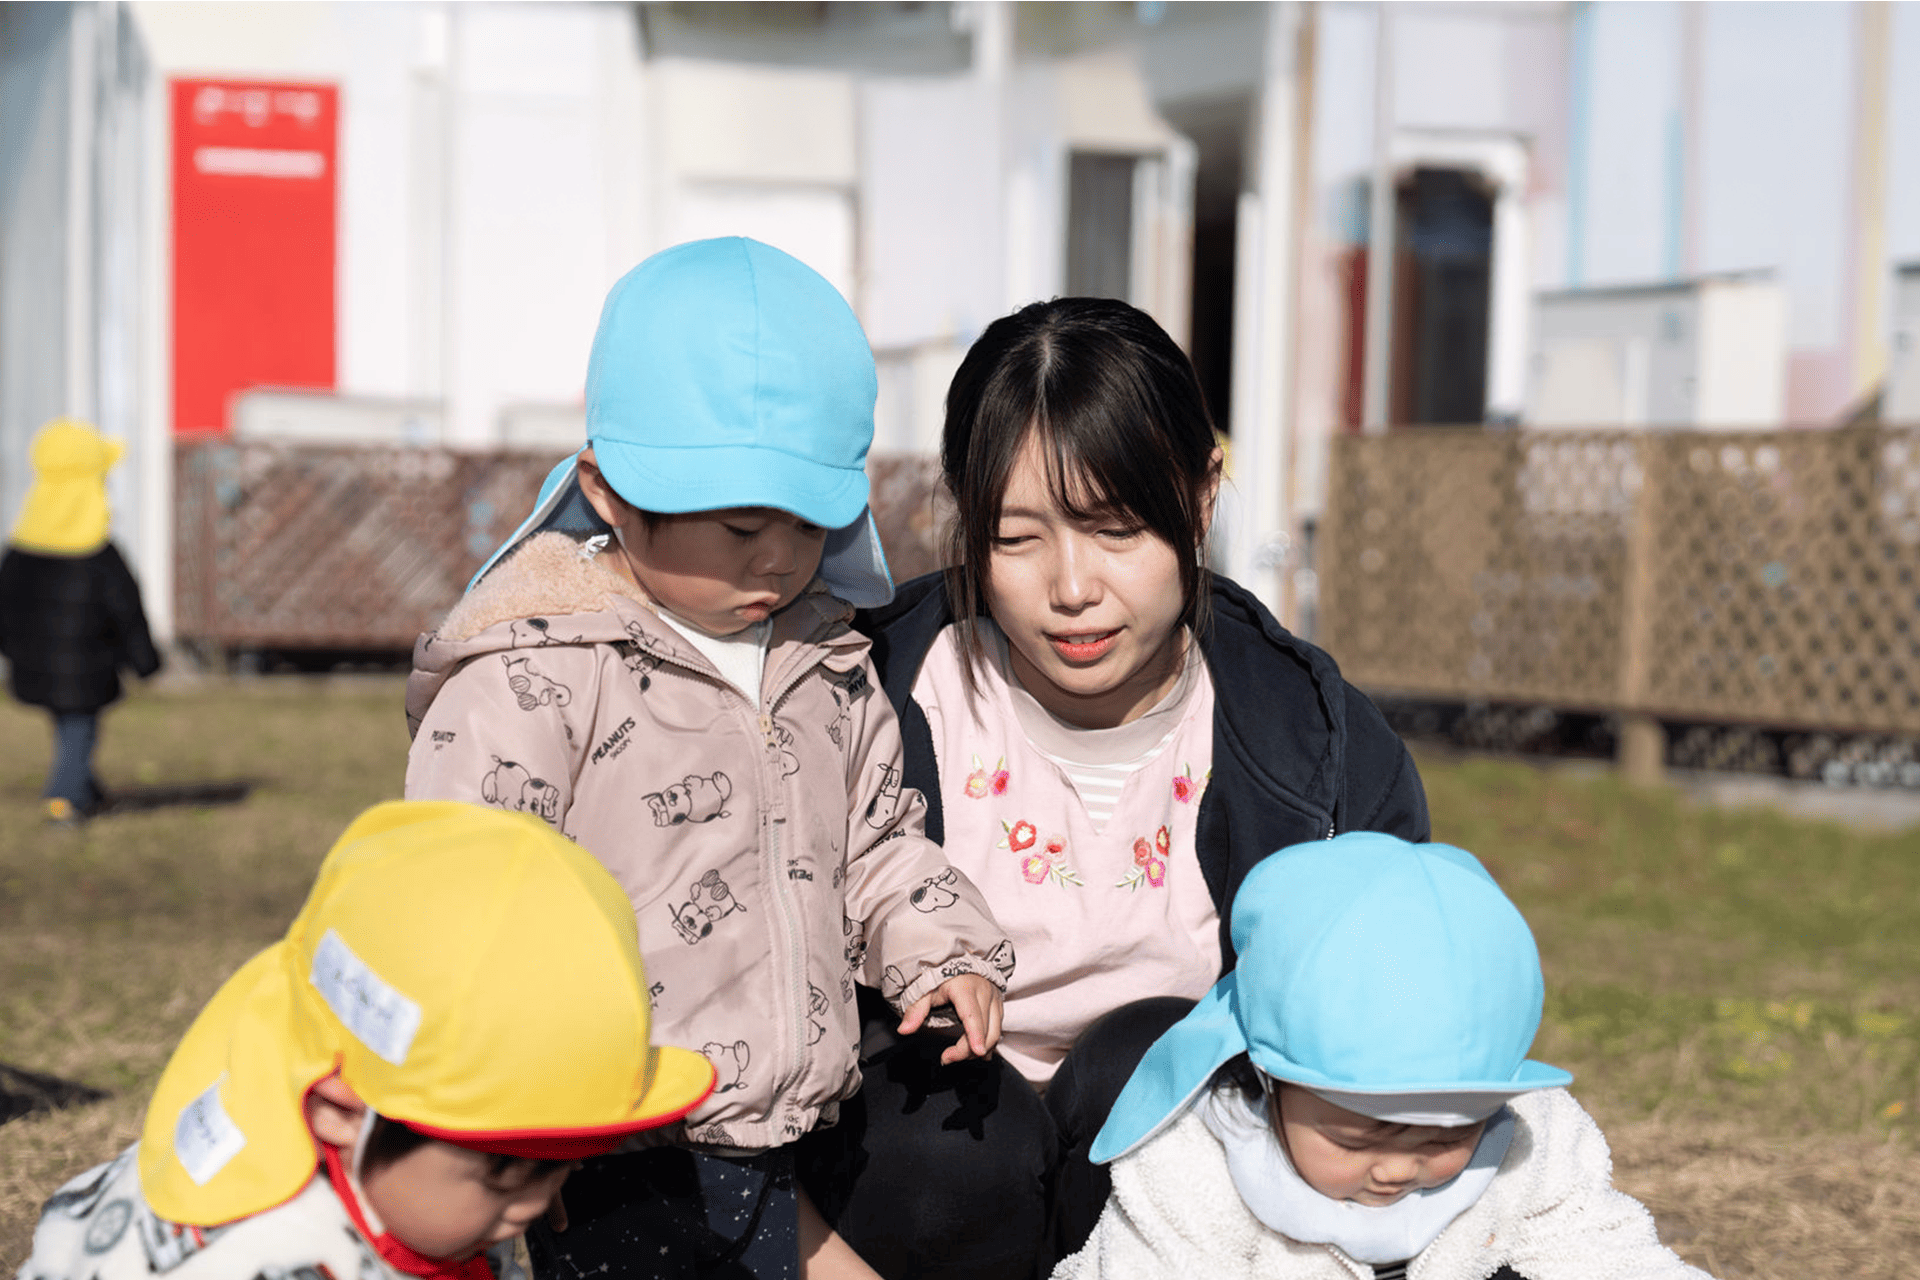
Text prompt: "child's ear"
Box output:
[[575, 449, 628, 529], [303, 1073, 368, 1149]]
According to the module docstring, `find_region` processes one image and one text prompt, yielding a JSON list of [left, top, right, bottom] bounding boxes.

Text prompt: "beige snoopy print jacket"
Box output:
[[405, 533, 1012, 1151]]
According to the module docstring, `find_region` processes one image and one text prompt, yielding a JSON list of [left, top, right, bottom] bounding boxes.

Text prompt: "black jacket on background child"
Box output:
[[0, 420, 160, 821], [0, 542, 159, 713]]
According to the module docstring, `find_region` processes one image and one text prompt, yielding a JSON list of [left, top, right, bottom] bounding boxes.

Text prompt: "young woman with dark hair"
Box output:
[[798, 297, 1430, 1280]]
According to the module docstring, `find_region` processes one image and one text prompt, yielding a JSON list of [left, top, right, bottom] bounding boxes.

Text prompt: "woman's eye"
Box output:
[[1098, 526, 1145, 541], [991, 534, 1034, 549], [724, 525, 758, 539]]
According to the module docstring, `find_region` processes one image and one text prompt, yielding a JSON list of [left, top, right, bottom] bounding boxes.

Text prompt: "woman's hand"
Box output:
[[897, 973, 1005, 1064]]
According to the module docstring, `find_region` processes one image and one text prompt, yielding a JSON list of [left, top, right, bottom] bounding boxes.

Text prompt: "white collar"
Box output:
[[1199, 1087, 1513, 1265]]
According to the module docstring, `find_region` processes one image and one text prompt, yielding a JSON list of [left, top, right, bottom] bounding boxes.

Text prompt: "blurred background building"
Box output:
[[3, 1, 1917, 679]]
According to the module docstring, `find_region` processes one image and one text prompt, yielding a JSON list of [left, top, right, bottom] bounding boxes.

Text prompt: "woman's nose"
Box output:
[[1049, 537, 1100, 609]]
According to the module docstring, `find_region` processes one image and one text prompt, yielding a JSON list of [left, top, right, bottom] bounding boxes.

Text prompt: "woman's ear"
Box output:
[[1198, 445, 1226, 543], [303, 1073, 368, 1149], [574, 448, 629, 529]]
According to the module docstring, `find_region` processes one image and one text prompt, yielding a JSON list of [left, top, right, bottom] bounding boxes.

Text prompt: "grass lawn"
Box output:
[[2, 680, 1917, 1275]]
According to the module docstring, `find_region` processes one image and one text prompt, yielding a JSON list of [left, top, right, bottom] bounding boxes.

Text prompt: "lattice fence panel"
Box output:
[[1320, 429, 1635, 710], [1637, 429, 1920, 730], [1320, 426, 1920, 736], [176, 442, 568, 650], [175, 444, 957, 652]]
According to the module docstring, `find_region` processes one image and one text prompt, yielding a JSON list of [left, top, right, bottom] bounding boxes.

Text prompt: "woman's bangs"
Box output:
[[1027, 408, 1167, 535]]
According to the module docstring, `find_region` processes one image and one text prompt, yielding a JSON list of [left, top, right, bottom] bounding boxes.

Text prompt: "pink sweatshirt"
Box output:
[[911, 625, 1221, 1084]]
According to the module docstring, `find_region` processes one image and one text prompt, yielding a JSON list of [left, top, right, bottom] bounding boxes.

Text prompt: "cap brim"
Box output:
[[139, 945, 339, 1226], [1089, 973, 1248, 1165], [409, 1045, 718, 1159], [591, 439, 868, 531], [1254, 1054, 1573, 1102]]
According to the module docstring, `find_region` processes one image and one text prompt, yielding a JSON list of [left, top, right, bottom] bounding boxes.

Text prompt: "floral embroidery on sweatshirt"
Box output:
[[965, 754, 1010, 799], [1171, 763, 1210, 805], [1116, 825, 1171, 890], [1001, 819, 1083, 887]]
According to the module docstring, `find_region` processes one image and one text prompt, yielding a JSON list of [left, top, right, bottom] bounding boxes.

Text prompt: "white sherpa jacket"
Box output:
[[405, 534, 1011, 1151], [1052, 1089, 1711, 1280]]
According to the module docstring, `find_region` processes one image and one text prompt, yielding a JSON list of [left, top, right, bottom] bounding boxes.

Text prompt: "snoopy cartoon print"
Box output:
[[510, 616, 576, 647], [619, 620, 667, 693], [501, 653, 572, 712], [669, 868, 747, 944], [807, 983, 830, 1045], [481, 757, 561, 823], [644, 771, 733, 826], [910, 867, 960, 913], [703, 1040, 751, 1093], [770, 724, 801, 778], [862, 761, 903, 829]]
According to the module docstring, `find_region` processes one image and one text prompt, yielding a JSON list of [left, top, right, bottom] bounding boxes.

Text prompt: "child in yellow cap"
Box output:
[[0, 419, 161, 824], [17, 800, 716, 1280]]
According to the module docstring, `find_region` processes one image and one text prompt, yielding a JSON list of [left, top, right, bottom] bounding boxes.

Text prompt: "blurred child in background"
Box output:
[[0, 419, 160, 824], [405, 238, 1010, 1280], [18, 800, 716, 1280], [1055, 833, 1710, 1280]]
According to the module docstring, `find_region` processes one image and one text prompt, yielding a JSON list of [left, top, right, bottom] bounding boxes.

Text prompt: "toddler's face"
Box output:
[[361, 1140, 571, 1260], [611, 505, 827, 637], [1269, 1082, 1484, 1207]]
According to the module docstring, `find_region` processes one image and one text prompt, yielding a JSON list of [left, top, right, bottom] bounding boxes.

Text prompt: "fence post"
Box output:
[[1616, 432, 1665, 784]]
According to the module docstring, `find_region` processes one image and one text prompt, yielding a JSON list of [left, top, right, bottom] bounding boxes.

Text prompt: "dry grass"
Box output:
[[1, 685, 1917, 1274], [0, 676, 411, 1266]]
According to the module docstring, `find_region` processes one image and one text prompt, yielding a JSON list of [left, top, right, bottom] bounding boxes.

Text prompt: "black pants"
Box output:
[[796, 992, 1196, 1280], [529, 1146, 800, 1280]]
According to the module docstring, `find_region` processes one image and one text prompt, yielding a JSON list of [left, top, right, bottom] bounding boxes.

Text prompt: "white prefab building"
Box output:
[[4, 1, 1919, 644]]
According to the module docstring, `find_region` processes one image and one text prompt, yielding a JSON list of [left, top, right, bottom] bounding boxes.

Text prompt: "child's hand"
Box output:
[[897, 973, 1004, 1065]]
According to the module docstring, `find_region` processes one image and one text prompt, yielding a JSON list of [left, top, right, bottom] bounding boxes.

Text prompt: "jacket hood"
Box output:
[[10, 419, 121, 555], [410, 532, 856, 731]]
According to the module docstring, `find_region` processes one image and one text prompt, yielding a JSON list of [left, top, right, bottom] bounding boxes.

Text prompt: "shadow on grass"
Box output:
[[99, 780, 258, 815], [0, 1063, 108, 1126]]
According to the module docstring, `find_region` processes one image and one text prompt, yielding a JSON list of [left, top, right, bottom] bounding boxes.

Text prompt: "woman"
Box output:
[[798, 298, 1429, 1280]]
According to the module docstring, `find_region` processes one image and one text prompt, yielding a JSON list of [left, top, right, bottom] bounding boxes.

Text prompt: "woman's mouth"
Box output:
[[1048, 630, 1119, 662]]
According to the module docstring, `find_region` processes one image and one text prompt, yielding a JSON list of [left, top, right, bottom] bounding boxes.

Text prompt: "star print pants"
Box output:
[[528, 1145, 800, 1280]]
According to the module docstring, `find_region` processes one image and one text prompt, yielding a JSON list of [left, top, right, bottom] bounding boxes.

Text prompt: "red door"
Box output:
[[171, 78, 337, 436]]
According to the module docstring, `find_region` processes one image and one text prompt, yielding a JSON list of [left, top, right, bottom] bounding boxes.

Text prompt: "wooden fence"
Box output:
[[173, 441, 949, 652], [1317, 426, 1920, 739]]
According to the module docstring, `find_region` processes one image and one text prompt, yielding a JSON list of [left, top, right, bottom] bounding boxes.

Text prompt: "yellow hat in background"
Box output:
[[138, 800, 716, 1227], [9, 418, 123, 555]]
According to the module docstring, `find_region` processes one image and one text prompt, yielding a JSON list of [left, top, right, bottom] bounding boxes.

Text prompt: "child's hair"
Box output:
[[1214, 1052, 1266, 1107], [939, 297, 1221, 680], [361, 1116, 572, 1183]]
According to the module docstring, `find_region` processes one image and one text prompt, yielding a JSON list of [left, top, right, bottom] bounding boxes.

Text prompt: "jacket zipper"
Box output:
[[759, 654, 829, 1116], [636, 625, 841, 1132]]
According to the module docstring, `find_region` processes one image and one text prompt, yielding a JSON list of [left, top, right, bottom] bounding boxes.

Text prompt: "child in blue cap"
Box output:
[[1054, 833, 1711, 1280], [405, 238, 1011, 1280]]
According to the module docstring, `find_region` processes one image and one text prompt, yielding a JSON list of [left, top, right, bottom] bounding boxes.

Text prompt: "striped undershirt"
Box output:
[[998, 626, 1203, 832]]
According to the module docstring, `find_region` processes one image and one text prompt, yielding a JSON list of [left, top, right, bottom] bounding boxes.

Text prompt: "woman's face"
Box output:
[[984, 434, 1191, 729]]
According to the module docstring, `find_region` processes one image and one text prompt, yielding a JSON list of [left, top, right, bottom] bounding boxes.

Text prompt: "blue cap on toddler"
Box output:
[[1090, 832, 1572, 1164], [471, 237, 894, 607]]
